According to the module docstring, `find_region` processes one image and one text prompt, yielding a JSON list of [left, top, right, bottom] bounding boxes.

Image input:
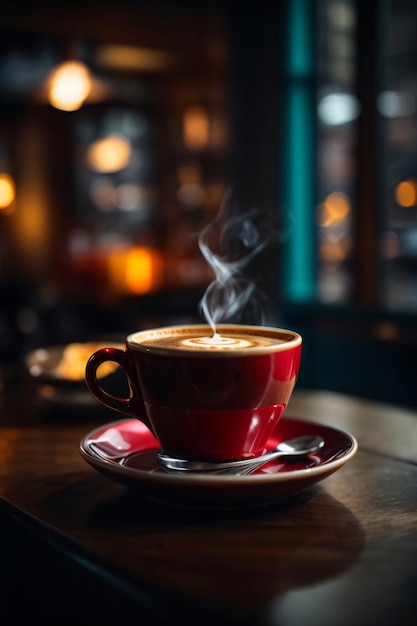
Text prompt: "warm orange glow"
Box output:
[[319, 239, 352, 263], [87, 135, 131, 173], [183, 106, 209, 150], [9, 119, 52, 280], [48, 60, 92, 111], [16, 194, 50, 254], [0, 173, 16, 210], [177, 160, 202, 184], [94, 45, 175, 72], [394, 179, 417, 207], [126, 248, 154, 293], [108, 246, 164, 295], [318, 192, 351, 227]]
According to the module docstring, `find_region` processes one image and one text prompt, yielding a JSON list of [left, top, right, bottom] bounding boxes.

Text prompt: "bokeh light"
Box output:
[[317, 192, 351, 227], [48, 60, 92, 112], [87, 135, 132, 173], [108, 246, 164, 295], [394, 179, 417, 207], [0, 173, 16, 210], [183, 106, 209, 150]]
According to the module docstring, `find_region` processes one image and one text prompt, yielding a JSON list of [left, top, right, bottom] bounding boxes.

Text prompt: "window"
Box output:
[[281, 0, 417, 313]]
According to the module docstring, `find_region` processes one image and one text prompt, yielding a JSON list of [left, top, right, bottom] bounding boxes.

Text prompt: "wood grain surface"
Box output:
[[0, 381, 416, 625]]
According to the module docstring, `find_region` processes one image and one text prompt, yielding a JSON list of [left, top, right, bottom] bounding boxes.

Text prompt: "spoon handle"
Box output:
[[212, 450, 292, 475], [158, 448, 292, 473], [156, 435, 325, 474]]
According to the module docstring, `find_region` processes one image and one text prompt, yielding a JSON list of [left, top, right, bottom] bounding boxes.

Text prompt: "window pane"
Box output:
[[381, 0, 417, 310], [316, 0, 357, 304]]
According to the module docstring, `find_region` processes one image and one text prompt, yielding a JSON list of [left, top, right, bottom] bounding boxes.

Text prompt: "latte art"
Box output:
[[132, 325, 294, 354], [182, 334, 253, 350]]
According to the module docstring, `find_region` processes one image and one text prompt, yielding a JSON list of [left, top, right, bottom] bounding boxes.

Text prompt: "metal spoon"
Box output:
[[156, 435, 325, 476]]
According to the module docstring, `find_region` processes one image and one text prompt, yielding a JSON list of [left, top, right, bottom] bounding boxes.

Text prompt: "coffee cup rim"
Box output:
[[126, 323, 302, 357]]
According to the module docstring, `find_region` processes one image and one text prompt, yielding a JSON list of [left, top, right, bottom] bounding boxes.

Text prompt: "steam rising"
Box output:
[[198, 192, 285, 334]]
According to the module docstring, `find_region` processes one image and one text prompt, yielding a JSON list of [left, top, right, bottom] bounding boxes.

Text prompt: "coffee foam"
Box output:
[[128, 325, 300, 355]]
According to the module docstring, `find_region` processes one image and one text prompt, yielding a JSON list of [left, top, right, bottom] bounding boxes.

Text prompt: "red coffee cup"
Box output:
[[85, 323, 302, 461]]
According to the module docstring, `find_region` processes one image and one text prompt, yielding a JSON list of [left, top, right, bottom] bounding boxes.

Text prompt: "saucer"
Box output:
[[80, 417, 358, 509]]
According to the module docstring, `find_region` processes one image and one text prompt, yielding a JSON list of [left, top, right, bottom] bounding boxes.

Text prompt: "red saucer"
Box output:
[[80, 417, 358, 509]]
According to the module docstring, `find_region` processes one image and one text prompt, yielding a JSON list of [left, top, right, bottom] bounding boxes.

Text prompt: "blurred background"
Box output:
[[1, 0, 417, 408]]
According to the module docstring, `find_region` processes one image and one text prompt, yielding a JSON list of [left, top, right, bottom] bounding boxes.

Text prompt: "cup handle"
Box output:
[[85, 347, 154, 434]]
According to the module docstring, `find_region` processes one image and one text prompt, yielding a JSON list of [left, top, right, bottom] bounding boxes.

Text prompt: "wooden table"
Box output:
[[1, 378, 416, 625]]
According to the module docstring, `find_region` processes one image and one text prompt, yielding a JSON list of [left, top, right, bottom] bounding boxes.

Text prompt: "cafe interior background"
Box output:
[[0, 0, 416, 409]]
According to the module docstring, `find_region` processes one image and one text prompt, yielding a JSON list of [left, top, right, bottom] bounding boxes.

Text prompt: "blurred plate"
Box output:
[[25, 341, 125, 388], [25, 340, 128, 414]]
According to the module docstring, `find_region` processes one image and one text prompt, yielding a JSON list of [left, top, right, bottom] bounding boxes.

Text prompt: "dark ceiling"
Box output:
[[1, 1, 228, 50]]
